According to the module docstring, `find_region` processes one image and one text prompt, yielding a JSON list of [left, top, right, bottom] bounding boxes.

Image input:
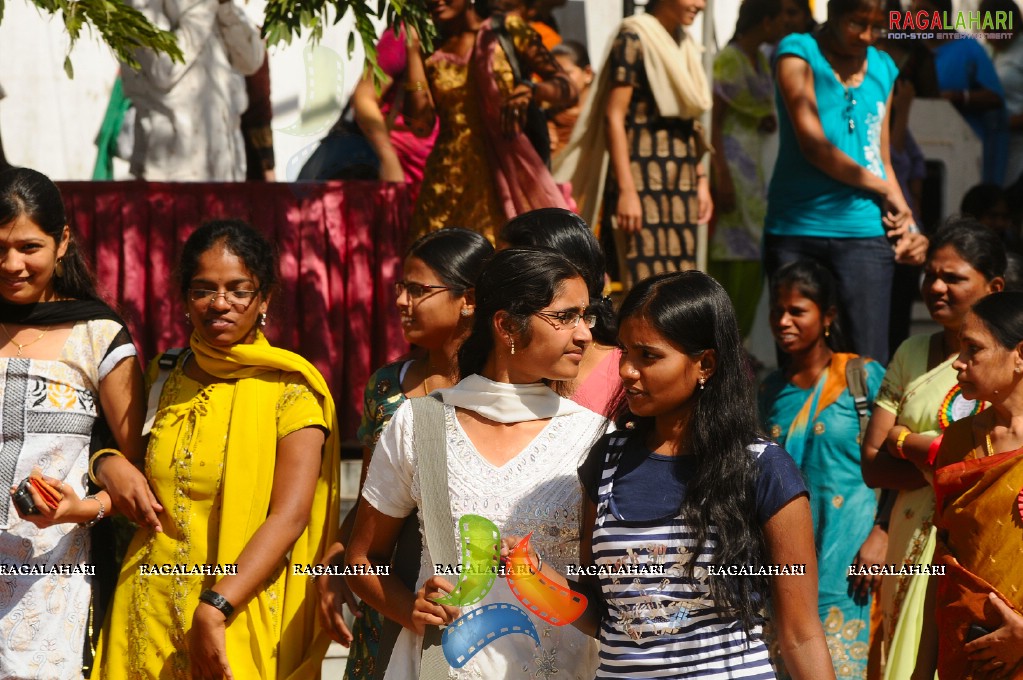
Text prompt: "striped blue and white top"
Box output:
[[586, 433, 805, 678]]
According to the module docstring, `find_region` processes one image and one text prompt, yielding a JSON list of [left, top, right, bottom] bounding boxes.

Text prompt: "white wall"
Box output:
[[0, 0, 368, 180]]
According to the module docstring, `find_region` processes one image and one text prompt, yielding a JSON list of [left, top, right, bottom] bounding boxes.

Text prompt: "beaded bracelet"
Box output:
[[80, 494, 105, 528]]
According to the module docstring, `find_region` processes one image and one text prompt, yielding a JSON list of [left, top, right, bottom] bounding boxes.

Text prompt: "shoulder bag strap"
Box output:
[[845, 356, 870, 440], [492, 12, 524, 85], [411, 395, 457, 680], [141, 348, 188, 435]]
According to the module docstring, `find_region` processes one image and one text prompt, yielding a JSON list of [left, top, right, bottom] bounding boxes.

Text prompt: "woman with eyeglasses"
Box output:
[[498, 208, 619, 416], [93, 220, 341, 679], [345, 247, 604, 679], [316, 228, 493, 679], [764, 0, 927, 364]]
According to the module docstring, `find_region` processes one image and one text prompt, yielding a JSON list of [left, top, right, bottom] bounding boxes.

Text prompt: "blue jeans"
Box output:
[[764, 234, 895, 364]]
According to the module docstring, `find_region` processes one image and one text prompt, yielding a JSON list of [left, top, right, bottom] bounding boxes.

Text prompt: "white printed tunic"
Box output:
[[0, 320, 135, 679]]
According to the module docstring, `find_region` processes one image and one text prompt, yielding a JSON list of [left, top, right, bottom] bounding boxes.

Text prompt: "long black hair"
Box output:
[[769, 259, 850, 352], [0, 167, 100, 302], [611, 271, 767, 631], [972, 292, 1023, 351], [178, 220, 279, 298], [458, 248, 585, 385], [499, 208, 616, 345], [407, 227, 494, 293]]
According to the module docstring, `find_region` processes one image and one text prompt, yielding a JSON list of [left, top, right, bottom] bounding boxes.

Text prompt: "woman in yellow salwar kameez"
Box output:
[[860, 222, 1004, 678], [918, 292, 1023, 678], [92, 220, 340, 679]]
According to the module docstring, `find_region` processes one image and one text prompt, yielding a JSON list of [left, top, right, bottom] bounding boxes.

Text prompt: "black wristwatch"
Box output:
[[199, 589, 235, 620]]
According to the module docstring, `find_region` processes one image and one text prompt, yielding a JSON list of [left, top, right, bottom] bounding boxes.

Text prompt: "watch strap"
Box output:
[[199, 589, 235, 620]]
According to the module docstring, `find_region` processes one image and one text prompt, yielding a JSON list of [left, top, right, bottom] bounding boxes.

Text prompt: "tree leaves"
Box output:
[[261, 0, 436, 86], [5, 0, 184, 78], [6, 0, 435, 83]]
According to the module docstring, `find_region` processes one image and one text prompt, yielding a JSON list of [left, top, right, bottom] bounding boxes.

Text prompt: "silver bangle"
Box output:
[[907, 222, 921, 234], [80, 495, 105, 528]]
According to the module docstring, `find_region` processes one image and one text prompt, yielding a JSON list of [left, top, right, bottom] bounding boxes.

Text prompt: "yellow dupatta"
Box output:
[[190, 330, 341, 679]]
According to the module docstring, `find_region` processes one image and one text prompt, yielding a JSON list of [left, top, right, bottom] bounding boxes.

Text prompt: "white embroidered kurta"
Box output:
[[122, 0, 265, 181], [362, 401, 605, 680], [0, 320, 136, 679]]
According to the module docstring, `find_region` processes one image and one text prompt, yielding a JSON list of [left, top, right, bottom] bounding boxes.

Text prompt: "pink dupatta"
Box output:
[[471, 18, 573, 219]]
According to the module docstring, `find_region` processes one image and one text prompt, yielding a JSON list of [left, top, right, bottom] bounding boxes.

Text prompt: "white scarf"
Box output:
[[434, 374, 587, 424]]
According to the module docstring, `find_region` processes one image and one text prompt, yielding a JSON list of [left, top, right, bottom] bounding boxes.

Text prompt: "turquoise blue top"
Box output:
[[766, 33, 899, 239], [758, 356, 885, 678]]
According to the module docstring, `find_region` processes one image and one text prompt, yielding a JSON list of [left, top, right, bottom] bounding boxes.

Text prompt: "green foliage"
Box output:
[[262, 0, 435, 84], [1, 0, 183, 78]]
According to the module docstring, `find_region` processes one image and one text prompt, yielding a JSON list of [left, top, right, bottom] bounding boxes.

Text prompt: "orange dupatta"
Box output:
[[932, 416, 1023, 679]]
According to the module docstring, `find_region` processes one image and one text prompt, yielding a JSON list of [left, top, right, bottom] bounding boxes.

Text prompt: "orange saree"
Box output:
[[933, 416, 1023, 679]]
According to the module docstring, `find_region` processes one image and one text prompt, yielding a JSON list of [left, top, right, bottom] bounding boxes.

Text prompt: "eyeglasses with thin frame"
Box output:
[[846, 18, 886, 38], [395, 280, 459, 299], [534, 308, 597, 330], [188, 288, 259, 308]]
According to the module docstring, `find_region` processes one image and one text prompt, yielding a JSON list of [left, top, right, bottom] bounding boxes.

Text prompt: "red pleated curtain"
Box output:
[[58, 180, 411, 442]]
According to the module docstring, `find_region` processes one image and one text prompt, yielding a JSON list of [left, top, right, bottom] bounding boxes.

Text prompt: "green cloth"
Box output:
[[708, 260, 762, 339], [92, 78, 131, 180]]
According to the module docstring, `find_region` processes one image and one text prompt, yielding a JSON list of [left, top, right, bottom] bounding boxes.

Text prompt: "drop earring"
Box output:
[[824, 325, 831, 338], [184, 312, 191, 321], [698, 377, 706, 390], [54, 258, 65, 278], [260, 313, 267, 327], [510, 339, 516, 355]]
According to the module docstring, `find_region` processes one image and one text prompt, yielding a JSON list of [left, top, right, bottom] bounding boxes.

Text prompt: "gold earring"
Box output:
[[510, 339, 516, 355], [698, 377, 706, 390], [824, 326, 830, 338], [54, 257, 65, 278]]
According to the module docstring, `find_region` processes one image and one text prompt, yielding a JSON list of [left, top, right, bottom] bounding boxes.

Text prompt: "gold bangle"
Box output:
[[89, 448, 125, 486], [404, 80, 426, 93], [895, 430, 911, 460]]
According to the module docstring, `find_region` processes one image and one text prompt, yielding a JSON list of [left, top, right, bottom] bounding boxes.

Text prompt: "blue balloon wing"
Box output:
[[441, 603, 541, 669]]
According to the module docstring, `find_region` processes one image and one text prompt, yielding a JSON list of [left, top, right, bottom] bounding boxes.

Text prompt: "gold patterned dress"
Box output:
[[94, 360, 326, 679], [411, 17, 569, 242], [606, 28, 701, 285]]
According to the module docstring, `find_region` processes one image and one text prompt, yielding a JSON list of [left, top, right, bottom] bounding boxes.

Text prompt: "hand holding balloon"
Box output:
[[412, 576, 460, 635]]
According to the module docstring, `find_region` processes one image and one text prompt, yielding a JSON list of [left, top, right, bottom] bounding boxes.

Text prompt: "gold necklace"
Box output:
[[0, 323, 49, 357]]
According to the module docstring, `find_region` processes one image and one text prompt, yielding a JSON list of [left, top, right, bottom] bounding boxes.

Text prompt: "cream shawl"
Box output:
[[553, 12, 711, 229]]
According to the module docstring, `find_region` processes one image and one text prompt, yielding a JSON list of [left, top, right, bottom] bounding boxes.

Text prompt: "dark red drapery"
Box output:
[[58, 180, 411, 442]]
